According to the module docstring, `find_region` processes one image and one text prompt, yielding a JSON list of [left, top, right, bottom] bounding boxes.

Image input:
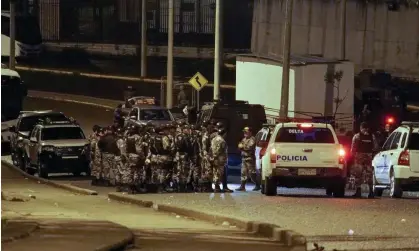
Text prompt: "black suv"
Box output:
[[9, 111, 69, 171]]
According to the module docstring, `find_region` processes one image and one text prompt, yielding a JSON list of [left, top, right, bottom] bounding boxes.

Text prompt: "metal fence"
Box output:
[[25, 0, 253, 48]]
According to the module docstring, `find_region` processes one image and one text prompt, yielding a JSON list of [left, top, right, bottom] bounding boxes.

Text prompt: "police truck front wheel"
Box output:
[[264, 176, 277, 196]]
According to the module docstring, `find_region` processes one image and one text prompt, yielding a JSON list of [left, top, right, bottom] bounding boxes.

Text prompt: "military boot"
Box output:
[[352, 187, 361, 198], [115, 183, 124, 192], [136, 184, 148, 194], [203, 182, 214, 193], [177, 183, 187, 193], [157, 185, 166, 193], [251, 174, 261, 191], [91, 178, 98, 186], [128, 185, 137, 194], [214, 184, 222, 193], [235, 181, 246, 191]]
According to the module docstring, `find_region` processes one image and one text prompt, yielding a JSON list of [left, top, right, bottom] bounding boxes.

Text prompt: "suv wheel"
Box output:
[[372, 171, 384, 197], [38, 161, 49, 179], [389, 170, 403, 198], [264, 176, 277, 196]]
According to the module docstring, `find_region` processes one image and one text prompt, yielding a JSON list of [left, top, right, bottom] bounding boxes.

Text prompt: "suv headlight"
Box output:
[[42, 146, 55, 152]]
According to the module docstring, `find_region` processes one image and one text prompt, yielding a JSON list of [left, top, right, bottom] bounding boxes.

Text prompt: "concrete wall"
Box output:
[[252, 0, 419, 80]]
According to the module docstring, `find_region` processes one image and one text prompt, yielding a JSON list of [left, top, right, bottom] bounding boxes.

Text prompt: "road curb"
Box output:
[[1, 160, 98, 196], [108, 192, 307, 250], [95, 222, 135, 251], [1, 219, 40, 243], [27, 91, 117, 110]]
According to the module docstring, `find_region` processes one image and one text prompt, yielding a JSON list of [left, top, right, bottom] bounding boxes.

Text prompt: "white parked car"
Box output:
[[372, 121, 419, 198], [260, 122, 347, 197]]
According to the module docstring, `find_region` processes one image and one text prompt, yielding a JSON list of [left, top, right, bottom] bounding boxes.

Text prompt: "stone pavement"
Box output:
[[2, 219, 133, 251]]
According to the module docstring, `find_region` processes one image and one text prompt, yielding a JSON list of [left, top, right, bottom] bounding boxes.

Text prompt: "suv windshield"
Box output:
[[18, 114, 68, 132], [140, 109, 171, 120], [275, 127, 335, 143], [408, 133, 419, 150], [41, 127, 85, 140]]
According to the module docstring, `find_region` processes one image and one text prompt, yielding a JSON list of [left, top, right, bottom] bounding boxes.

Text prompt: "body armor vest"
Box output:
[[357, 133, 373, 153]]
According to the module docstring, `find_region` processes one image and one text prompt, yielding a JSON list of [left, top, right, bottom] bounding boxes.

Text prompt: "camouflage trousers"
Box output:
[[189, 156, 201, 186], [128, 153, 144, 185], [200, 154, 213, 182], [114, 156, 123, 184], [350, 153, 373, 188], [102, 153, 115, 181], [241, 157, 256, 182], [92, 153, 102, 179], [174, 153, 190, 184], [148, 154, 163, 184], [212, 155, 226, 185]]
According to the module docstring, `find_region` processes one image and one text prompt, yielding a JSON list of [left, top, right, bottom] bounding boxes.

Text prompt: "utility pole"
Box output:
[[140, 0, 147, 77], [339, 0, 347, 60], [279, 0, 293, 119], [213, 0, 223, 101], [166, 0, 174, 108], [9, 0, 16, 70]]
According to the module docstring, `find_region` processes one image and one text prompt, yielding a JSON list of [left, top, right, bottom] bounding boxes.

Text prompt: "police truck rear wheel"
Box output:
[[264, 176, 277, 196], [332, 179, 346, 198], [261, 180, 266, 194], [389, 170, 403, 198]]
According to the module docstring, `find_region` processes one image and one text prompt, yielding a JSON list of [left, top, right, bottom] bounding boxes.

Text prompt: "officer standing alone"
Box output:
[[210, 127, 228, 192], [350, 122, 378, 198], [236, 127, 259, 191]]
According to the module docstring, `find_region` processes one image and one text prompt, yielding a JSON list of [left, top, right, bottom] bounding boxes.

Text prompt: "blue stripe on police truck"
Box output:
[[277, 155, 308, 161]]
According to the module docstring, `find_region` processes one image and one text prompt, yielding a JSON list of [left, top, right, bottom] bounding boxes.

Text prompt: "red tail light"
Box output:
[[398, 150, 410, 166], [298, 123, 313, 128], [338, 148, 346, 164], [386, 117, 395, 124], [270, 148, 277, 163], [260, 147, 267, 159]]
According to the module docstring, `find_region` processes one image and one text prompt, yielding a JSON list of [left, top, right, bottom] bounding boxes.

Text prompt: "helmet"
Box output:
[[202, 120, 209, 127], [218, 128, 226, 135], [215, 122, 224, 128], [243, 126, 252, 133], [92, 125, 100, 133]]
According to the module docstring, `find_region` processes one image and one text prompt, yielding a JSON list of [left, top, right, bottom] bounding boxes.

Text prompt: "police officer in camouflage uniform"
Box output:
[[115, 127, 127, 191], [125, 125, 141, 193], [98, 126, 120, 186], [236, 127, 259, 191], [199, 121, 213, 192], [210, 127, 228, 192], [147, 126, 164, 192], [94, 127, 105, 185], [174, 124, 191, 192], [350, 122, 378, 198], [89, 125, 101, 185], [134, 124, 149, 193], [189, 125, 201, 191], [158, 125, 175, 192]]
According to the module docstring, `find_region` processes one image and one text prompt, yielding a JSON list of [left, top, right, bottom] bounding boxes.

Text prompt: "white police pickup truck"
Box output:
[[260, 122, 347, 197]]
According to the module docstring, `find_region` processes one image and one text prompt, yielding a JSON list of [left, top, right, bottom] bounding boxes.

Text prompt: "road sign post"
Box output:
[[188, 72, 208, 109]]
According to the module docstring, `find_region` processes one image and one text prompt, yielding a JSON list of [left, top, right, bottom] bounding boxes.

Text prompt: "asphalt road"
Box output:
[[1, 162, 289, 251], [8, 97, 419, 250]]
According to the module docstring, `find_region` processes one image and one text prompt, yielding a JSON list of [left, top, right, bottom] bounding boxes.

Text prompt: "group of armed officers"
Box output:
[[87, 120, 241, 194]]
